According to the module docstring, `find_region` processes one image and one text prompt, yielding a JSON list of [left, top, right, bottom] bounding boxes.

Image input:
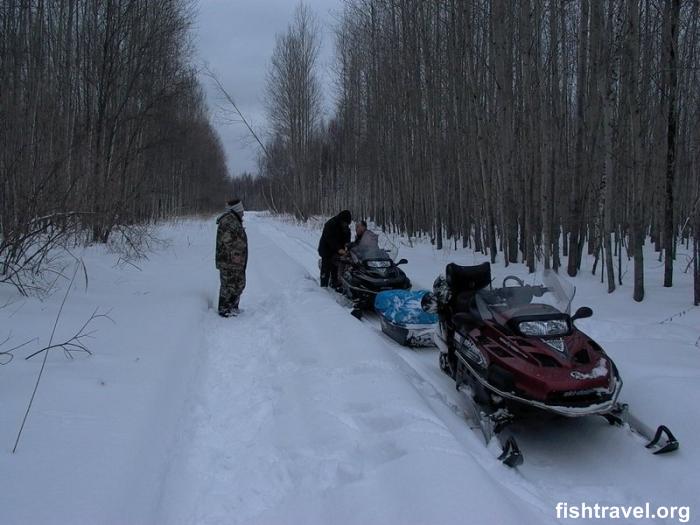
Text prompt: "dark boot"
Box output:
[[320, 257, 333, 287]]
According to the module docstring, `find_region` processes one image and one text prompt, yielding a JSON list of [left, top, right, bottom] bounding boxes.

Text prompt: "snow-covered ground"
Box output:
[[1, 212, 698, 524]]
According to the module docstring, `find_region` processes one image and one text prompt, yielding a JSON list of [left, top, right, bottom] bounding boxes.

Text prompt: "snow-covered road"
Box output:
[[2, 213, 698, 524], [156, 215, 549, 524], [237, 215, 699, 525]]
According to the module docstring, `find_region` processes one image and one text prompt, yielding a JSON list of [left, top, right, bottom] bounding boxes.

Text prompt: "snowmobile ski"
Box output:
[[498, 437, 524, 468], [603, 404, 679, 455]]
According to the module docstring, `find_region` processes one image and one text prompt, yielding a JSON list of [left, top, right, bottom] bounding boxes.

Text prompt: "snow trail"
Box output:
[[157, 215, 550, 525], [3, 214, 696, 524], [259, 214, 699, 525]]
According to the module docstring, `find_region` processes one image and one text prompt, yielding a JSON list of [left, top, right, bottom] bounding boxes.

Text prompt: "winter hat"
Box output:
[[228, 199, 244, 215], [339, 210, 352, 223]]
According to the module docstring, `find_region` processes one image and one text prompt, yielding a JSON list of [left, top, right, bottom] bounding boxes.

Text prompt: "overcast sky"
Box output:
[[193, 0, 341, 176]]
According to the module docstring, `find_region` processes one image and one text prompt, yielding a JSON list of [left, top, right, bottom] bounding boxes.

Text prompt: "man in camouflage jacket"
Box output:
[[216, 199, 248, 317]]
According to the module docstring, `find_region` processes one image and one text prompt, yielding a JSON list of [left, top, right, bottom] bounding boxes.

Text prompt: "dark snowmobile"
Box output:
[[339, 244, 411, 313], [422, 262, 679, 467]]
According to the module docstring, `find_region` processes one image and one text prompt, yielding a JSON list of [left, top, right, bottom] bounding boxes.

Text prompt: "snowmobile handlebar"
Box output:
[[496, 285, 548, 304], [501, 276, 548, 298], [502, 275, 525, 288]]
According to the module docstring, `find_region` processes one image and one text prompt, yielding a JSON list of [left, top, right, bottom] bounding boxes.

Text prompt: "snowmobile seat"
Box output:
[[446, 262, 491, 295], [445, 263, 491, 322], [452, 292, 483, 323]]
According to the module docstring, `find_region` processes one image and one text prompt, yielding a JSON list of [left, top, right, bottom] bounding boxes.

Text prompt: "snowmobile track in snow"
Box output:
[[257, 216, 691, 522]]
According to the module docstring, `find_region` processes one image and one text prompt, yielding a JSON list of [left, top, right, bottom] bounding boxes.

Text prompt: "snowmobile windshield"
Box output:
[[351, 245, 392, 263], [351, 225, 399, 261], [474, 270, 576, 322], [540, 269, 576, 314], [377, 234, 399, 261]]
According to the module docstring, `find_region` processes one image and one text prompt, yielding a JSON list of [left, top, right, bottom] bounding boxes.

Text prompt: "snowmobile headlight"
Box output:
[[366, 260, 391, 269], [518, 319, 568, 337]]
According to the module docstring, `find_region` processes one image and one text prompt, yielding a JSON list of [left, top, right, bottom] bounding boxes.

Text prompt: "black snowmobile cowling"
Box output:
[[339, 245, 411, 310]]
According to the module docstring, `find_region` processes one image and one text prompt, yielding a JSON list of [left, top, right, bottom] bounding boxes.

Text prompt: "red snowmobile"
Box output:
[[422, 262, 678, 466]]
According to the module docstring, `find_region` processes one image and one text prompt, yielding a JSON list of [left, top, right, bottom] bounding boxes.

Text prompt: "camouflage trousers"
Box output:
[[218, 268, 246, 314]]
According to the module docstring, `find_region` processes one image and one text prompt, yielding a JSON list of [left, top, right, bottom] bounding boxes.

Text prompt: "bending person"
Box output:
[[318, 210, 351, 288]]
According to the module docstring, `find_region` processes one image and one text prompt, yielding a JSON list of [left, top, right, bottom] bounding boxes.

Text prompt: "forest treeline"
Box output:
[[235, 0, 700, 304], [1, 0, 231, 293]]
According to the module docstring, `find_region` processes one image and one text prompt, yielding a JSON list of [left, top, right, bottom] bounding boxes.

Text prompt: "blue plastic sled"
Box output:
[[374, 290, 438, 347]]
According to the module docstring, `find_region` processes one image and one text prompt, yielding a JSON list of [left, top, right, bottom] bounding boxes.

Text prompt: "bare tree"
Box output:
[[246, 0, 700, 303], [1, 0, 232, 294], [265, 2, 323, 218]]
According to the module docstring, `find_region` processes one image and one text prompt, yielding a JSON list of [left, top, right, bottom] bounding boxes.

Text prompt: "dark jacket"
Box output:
[[216, 211, 248, 271], [318, 214, 351, 259]]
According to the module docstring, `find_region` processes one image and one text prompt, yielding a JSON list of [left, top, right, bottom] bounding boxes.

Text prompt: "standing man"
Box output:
[[216, 199, 248, 317], [318, 210, 351, 289]]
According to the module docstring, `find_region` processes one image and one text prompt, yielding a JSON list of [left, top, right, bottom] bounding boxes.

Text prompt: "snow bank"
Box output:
[[0, 220, 216, 524]]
